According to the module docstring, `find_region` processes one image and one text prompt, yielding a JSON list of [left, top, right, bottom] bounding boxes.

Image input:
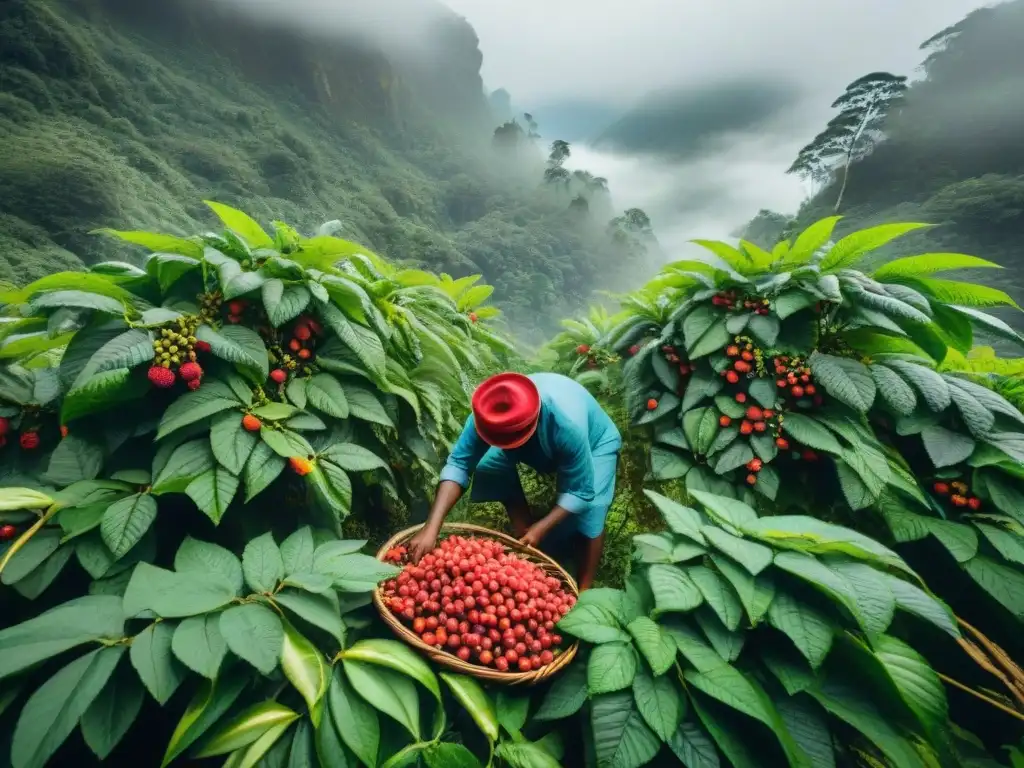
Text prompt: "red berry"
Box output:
[[576, 344, 590, 355], [298, 349, 312, 360], [726, 371, 740, 384], [719, 415, 732, 428], [735, 393, 747, 403], [746, 474, 757, 486], [734, 360, 751, 373], [0, 417, 8, 436], [413, 618, 426, 634], [495, 656, 509, 672], [790, 385, 805, 398], [967, 497, 982, 510], [179, 362, 203, 382], [741, 350, 754, 362], [726, 345, 740, 357], [647, 398, 658, 411], [422, 632, 437, 646], [457, 646, 472, 661], [294, 324, 312, 341], [754, 421, 767, 433], [628, 344, 640, 356], [195, 340, 212, 353], [745, 406, 763, 421], [775, 437, 789, 450], [60, 425, 69, 438], [933, 482, 950, 495], [518, 657, 533, 672], [540, 650, 554, 665], [951, 495, 968, 507], [226, 314, 242, 324], [747, 458, 763, 472], [805, 384, 817, 395], [777, 379, 787, 388], [468, 312, 478, 324], [739, 421, 754, 435], [242, 414, 262, 432], [802, 450, 818, 462], [148, 366, 176, 388], [187, 379, 202, 391], [228, 300, 246, 315], [0, 524, 16, 540], [289, 456, 313, 476], [289, 339, 301, 352], [19, 432, 39, 450], [270, 369, 287, 384]]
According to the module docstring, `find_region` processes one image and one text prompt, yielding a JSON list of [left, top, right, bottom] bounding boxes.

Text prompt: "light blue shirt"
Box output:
[[439, 373, 621, 514]]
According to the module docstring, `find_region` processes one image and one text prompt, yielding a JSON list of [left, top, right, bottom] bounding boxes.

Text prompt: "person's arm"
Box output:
[[409, 416, 489, 561], [577, 531, 604, 591]]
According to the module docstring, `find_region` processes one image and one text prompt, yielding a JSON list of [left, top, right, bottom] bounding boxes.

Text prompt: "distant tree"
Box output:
[[572, 170, 609, 195], [788, 72, 908, 212], [548, 140, 571, 166], [523, 113, 541, 141], [569, 194, 590, 215], [735, 209, 795, 249], [543, 166, 571, 186], [493, 119, 524, 151], [543, 140, 573, 188]]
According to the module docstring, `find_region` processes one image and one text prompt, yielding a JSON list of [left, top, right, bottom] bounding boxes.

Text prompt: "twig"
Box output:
[[938, 673, 1024, 723], [956, 616, 1024, 709], [0, 504, 61, 578]]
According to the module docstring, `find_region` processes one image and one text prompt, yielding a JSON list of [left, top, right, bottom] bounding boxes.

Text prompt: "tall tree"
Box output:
[[788, 72, 908, 212]]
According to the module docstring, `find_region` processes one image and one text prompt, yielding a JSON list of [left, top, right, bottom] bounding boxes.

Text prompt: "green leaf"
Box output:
[[649, 446, 693, 481], [496, 690, 530, 734], [275, 589, 346, 645], [80, 660, 145, 760], [626, 617, 677, 676], [281, 618, 329, 724], [883, 360, 951, 411], [871, 634, 947, 732], [130, 622, 186, 705], [882, 575, 958, 637], [220, 604, 284, 674], [534, 661, 588, 721], [186, 466, 240, 525], [262, 281, 311, 327], [0, 487, 54, 512], [63, 368, 145, 424], [156, 380, 241, 439], [343, 660, 421, 739], [306, 373, 350, 419], [768, 591, 834, 668], [688, 565, 743, 630], [590, 690, 661, 768], [440, 673, 499, 743], [920, 425, 975, 468], [667, 718, 720, 768], [493, 742, 558, 768], [340, 639, 441, 701], [976, 524, 1024, 565], [0, 595, 124, 681], [172, 615, 228, 679], [870, 365, 917, 415], [874, 253, 1001, 279], [809, 353, 876, 412], [780, 413, 844, 454], [589, 642, 638, 695], [694, 608, 745, 663], [30, 289, 127, 316], [196, 325, 269, 382], [123, 562, 236, 619], [773, 695, 834, 768], [710, 553, 775, 624], [152, 437, 215, 492], [261, 426, 314, 459], [280, 527, 316, 574], [557, 604, 630, 643], [175, 536, 244, 595], [244, 441, 286, 501], [690, 490, 758, 530], [211, 412, 259, 475], [100, 493, 157, 559], [712, 441, 754, 475], [344, 382, 394, 427], [703, 531, 770, 578], [317, 302, 387, 383], [252, 402, 299, 421], [11, 646, 124, 768], [425, 743, 484, 768], [313, 551, 398, 592], [747, 313, 780, 346], [319, 443, 388, 473], [44, 434, 105, 486], [828, 561, 895, 635], [819, 223, 932, 272], [783, 216, 841, 265], [643, 490, 705, 543], [1, 528, 61, 585], [94, 229, 202, 259], [632, 666, 684, 741], [648, 564, 703, 615], [682, 407, 720, 456], [243, 532, 285, 592], [193, 701, 299, 758], [911, 277, 1020, 309], [205, 201, 275, 249], [963, 556, 1024, 618], [161, 668, 249, 767]]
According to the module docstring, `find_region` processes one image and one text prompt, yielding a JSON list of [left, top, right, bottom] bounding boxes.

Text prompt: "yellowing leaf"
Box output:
[[192, 701, 299, 758], [873, 253, 1001, 280], [204, 201, 274, 249]]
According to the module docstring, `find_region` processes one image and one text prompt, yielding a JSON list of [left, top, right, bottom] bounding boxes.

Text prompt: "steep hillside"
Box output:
[[0, 0, 646, 341]]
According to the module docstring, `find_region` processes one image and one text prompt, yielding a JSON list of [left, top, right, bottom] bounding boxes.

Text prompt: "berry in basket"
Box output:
[[382, 534, 575, 672]]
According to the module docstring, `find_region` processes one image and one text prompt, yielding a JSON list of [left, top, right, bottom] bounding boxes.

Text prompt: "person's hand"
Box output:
[[408, 526, 438, 563], [519, 525, 545, 550]]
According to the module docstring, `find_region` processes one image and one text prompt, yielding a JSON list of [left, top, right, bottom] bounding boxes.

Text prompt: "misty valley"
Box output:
[[0, 0, 1023, 767]]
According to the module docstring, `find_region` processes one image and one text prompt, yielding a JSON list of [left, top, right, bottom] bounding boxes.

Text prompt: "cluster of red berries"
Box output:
[[285, 316, 322, 361], [382, 535, 573, 673], [149, 315, 208, 390], [773, 356, 821, 406], [148, 361, 204, 390], [718, 404, 777, 436], [0, 523, 18, 541], [711, 290, 738, 308], [933, 480, 982, 510], [722, 342, 759, 383], [224, 299, 249, 325], [742, 297, 772, 316], [661, 344, 695, 377]]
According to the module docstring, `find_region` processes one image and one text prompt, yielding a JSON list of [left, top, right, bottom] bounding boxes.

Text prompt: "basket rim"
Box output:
[[373, 522, 580, 685]]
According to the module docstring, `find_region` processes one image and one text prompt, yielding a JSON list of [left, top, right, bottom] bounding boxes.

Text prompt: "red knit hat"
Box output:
[[471, 373, 541, 449]]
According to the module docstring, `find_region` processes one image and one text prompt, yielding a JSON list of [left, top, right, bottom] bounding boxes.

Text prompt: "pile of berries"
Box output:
[[933, 479, 982, 510], [149, 315, 206, 390], [661, 344, 695, 377], [773, 356, 822, 407], [718, 404, 777, 436], [711, 290, 737, 309], [722, 340, 761, 384], [382, 535, 574, 673]]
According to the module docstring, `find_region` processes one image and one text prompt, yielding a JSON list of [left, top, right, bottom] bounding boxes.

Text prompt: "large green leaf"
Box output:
[[186, 466, 240, 525], [172, 615, 228, 679], [244, 441, 286, 501], [196, 325, 269, 382], [205, 201, 275, 249], [281, 618, 329, 725], [327, 666, 379, 765], [343, 660, 421, 739], [130, 622, 186, 705], [220, 604, 284, 674], [262, 280, 311, 327], [123, 562, 237, 619], [30, 290, 128, 317], [632, 667, 683, 741], [808, 353, 876, 412], [767, 591, 834, 668], [588, 642, 639, 694], [667, 718, 720, 768], [63, 368, 146, 424], [883, 360, 951, 411], [317, 302, 387, 383], [648, 564, 703, 615], [193, 701, 299, 758], [306, 373, 350, 419], [710, 553, 775, 624], [626, 617, 677, 676], [160, 669, 250, 767], [873, 253, 1001, 279], [963, 556, 1024, 618], [440, 673, 499, 743], [339, 639, 441, 701], [819, 223, 932, 272], [590, 690, 661, 768], [558, 604, 630, 644], [920, 425, 975, 468], [275, 589, 346, 645], [157, 380, 241, 440], [534, 661, 588, 721], [100, 493, 157, 559], [210, 412, 259, 475], [175, 536, 244, 595], [152, 439, 215, 494], [11, 646, 124, 768], [871, 634, 947, 732], [688, 566, 743, 630], [80, 660, 145, 760], [243, 532, 285, 593]]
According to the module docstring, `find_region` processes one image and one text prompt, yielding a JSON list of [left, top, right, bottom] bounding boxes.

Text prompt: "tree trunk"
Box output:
[[834, 107, 876, 213]]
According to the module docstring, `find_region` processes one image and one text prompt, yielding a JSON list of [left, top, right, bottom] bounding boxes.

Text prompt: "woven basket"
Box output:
[[373, 523, 580, 686]]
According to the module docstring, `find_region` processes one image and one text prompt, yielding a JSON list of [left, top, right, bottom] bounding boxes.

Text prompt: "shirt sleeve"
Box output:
[[553, 424, 596, 514], [439, 415, 490, 488]]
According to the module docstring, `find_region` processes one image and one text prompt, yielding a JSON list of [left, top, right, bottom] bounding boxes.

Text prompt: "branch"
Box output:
[[0, 503, 62, 578]]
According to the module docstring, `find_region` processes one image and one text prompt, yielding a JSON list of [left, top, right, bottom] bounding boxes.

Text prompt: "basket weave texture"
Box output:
[[373, 523, 580, 686]]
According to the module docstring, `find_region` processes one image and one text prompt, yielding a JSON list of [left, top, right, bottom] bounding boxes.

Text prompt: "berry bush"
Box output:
[[542, 219, 1024, 765]]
